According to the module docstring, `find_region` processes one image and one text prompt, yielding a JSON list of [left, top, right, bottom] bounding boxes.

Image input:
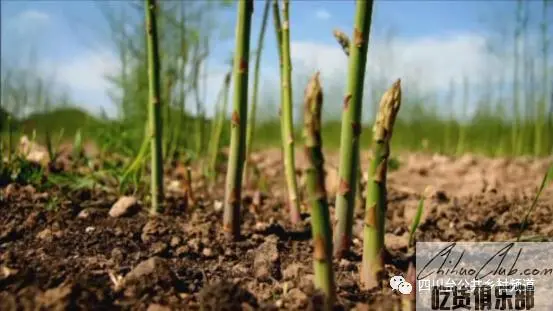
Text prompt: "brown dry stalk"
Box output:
[[185, 166, 195, 206]]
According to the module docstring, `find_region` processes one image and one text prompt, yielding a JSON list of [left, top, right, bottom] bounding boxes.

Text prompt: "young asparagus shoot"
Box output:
[[361, 79, 402, 289], [408, 196, 425, 248], [332, 29, 350, 56], [223, 0, 254, 239], [145, 0, 164, 215], [280, 0, 302, 224], [333, 0, 375, 259], [244, 0, 271, 184], [303, 72, 336, 307]]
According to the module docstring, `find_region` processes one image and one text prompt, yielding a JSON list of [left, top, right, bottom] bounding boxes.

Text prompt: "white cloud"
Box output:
[[286, 32, 511, 119], [290, 33, 504, 95], [49, 31, 544, 121], [11, 10, 51, 33], [315, 9, 331, 21], [49, 47, 232, 118], [55, 49, 120, 92], [37, 49, 121, 116]]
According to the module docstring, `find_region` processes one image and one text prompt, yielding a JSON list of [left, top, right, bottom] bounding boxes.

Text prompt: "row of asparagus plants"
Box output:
[[140, 1, 468, 309], [216, 0, 404, 307]]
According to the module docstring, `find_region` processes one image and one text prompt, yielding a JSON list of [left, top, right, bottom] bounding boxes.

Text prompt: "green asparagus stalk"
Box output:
[[333, 0, 374, 258], [244, 0, 271, 184], [272, 1, 287, 200], [361, 80, 402, 289], [332, 28, 365, 215], [208, 72, 231, 182], [272, 0, 283, 64], [223, 0, 254, 239], [145, 0, 164, 215], [280, 0, 301, 224], [303, 72, 336, 308], [162, 69, 175, 161]]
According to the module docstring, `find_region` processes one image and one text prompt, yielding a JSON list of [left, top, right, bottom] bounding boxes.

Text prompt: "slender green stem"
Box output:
[[272, 0, 283, 64], [145, 0, 164, 215], [333, 0, 374, 258], [272, 0, 287, 193], [516, 164, 553, 241], [361, 80, 401, 289], [280, 0, 301, 224], [162, 70, 174, 161], [223, 0, 253, 239], [244, 0, 271, 184], [303, 72, 335, 308], [209, 72, 231, 182], [332, 29, 365, 215], [7, 116, 12, 164]]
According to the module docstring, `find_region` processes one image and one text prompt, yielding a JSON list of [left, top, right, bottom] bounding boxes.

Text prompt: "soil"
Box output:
[[1, 147, 552, 311]]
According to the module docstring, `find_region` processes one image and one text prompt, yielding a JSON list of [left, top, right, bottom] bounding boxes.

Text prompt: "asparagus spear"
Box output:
[[280, 0, 302, 224], [361, 80, 402, 289], [332, 28, 366, 215], [223, 0, 254, 239], [333, 0, 375, 258], [144, 0, 164, 215], [303, 72, 335, 307]]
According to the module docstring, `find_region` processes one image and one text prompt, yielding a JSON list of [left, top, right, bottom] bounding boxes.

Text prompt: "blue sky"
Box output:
[[1, 0, 551, 121]]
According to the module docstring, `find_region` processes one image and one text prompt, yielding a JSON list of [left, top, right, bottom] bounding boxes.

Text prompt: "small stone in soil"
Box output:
[[202, 248, 214, 258], [36, 228, 62, 241], [169, 236, 182, 247], [122, 257, 173, 286], [214, 200, 223, 211], [109, 196, 139, 218]]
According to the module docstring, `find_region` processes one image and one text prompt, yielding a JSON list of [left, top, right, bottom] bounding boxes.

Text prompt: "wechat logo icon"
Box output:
[[390, 275, 413, 295]]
